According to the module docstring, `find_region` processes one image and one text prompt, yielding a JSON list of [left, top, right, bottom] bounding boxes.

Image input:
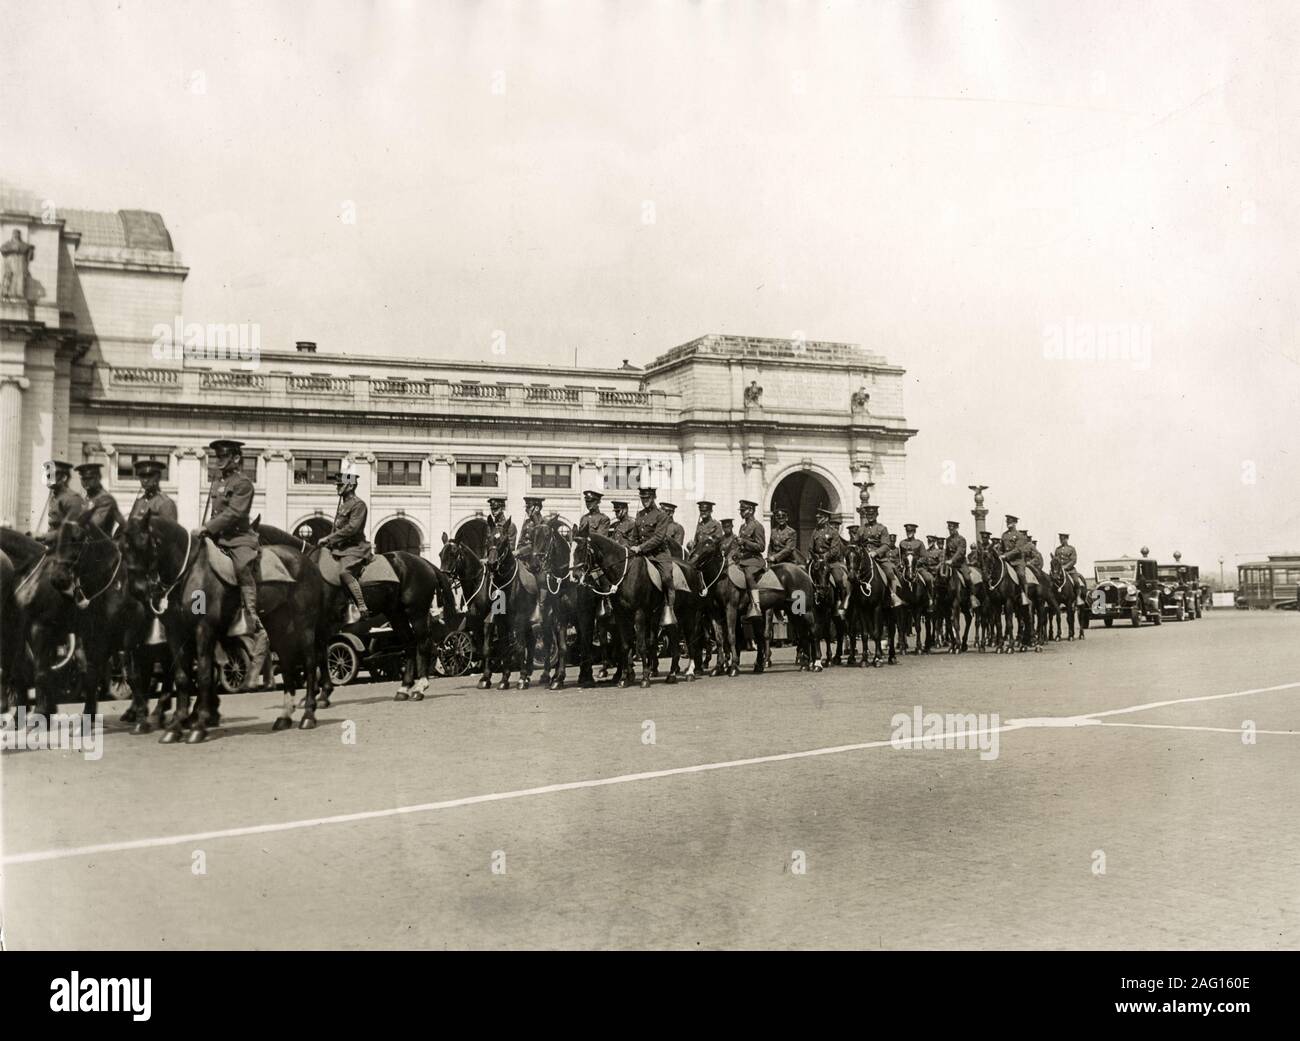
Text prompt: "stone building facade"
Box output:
[[1, 187, 916, 555]]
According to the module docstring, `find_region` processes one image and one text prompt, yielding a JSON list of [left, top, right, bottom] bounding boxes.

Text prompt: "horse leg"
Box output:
[[183, 623, 216, 743], [477, 616, 494, 690], [516, 606, 533, 690]]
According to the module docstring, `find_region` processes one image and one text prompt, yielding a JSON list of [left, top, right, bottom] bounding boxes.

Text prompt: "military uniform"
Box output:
[[692, 515, 722, 550], [809, 518, 843, 564], [855, 514, 905, 605], [576, 506, 611, 539], [82, 489, 124, 536], [924, 539, 944, 572], [487, 506, 517, 549], [516, 501, 544, 567], [1053, 539, 1079, 575], [46, 485, 87, 536], [325, 494, 373, 567], [898, 532, 927, 572], [1000, 525, 1028, 582], [128, 488, 177, 524], [610, 504, 636, 545], [767, 520, 802, 565], [734, 516, 767, 573], [665, 519, 686, 551], [718, 523, 736, 562], [631, 501, 673, 588], [203, 469, 259, 571]]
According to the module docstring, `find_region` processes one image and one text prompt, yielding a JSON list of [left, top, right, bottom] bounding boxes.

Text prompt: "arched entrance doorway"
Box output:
[[452, 516, 489, 556], [769, 470, 839, 553], [374, 517, 423, 554], [293, 516, 333, 546]]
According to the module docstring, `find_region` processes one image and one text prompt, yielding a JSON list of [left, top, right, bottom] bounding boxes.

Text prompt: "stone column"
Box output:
[[175, 446, 207, 527], [742, 454, 765, 511], [346, 452, 376, 538], [52, 347, 73, 461], [262, 449, 293, 529], [576, 457, 603, 496], [427, 452, 454, 552], [20, 340, 57, 533], [504, 456, 529, 521], [0, 375, 27, 527]]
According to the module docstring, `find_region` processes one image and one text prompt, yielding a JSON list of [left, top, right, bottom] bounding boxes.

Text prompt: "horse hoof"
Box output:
[[728, 667, 740, 678], [618, 679, 630, 689], [411, 691, 424, 701], [640, 679, 650, 689], [317, 695, 331, 708], [518, 679, 530, 691], [271, 716, 293, 732], [131, 721, 152, 735], [813, 663, 824, 673], [394, 690, 410, 702], [120, 708, 138, 724], [185, 727, 208, 744], [664, 673, 677, 685], [299, 715, 317, 730], [549, 680, 563, 691], [538, 675, 551, 687], [685, 672, 695, 682], [159, 729, 181, 744], [495, 681, 507, 691]]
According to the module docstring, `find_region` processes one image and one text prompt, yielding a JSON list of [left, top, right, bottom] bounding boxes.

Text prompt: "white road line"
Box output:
[[1098, 722, 1298, 735], [4, 680, 1297, 866]]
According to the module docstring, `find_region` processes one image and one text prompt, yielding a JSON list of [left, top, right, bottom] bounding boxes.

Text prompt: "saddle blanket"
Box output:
[[206, 542, 297, 586], [647, 562, 689, 593], [727, 564, 784, 591], [319, 551, 399, 587]]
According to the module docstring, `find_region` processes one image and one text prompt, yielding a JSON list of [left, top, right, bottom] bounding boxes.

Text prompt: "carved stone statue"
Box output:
[[850, 386, 870, 411], [1, 230, 34, 300], [854, 480, 874, 509], [744, 380, 763, 407], [968, 484, 988, 510]]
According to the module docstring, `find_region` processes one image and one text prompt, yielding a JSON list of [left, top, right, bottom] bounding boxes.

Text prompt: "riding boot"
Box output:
[[888, 577, 905, 609], [237, 569, 269, 691], [746, 588, 762, 620], [341, 570, 370, 617]]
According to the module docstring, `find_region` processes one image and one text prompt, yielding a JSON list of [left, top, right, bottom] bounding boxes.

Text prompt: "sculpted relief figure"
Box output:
[[1, 230, 34, 300], [851, 386, 870, 411], [744, 380, 763, 406]]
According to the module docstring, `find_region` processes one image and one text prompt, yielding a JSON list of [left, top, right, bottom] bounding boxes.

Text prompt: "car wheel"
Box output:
[[1130, 607, 1141, 627], [218, 647, 251, 693], [327, 641, 360, 686]]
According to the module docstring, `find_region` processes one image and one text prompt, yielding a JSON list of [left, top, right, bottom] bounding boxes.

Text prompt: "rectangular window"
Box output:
[[531, 461, 572, 489], [293, 456, 342, 485], [375, 457, 424, 487], [456, 461, 498, 488], [602, 461, 645, 491], [118, 450, 171, 482], [207, 451, 259, 483]]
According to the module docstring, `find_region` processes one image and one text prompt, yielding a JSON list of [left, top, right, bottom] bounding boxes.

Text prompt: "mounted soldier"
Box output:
[[127, 459, 177, 524], [924, 534, 945, 574], [610, 499, 635, 545], [317, 469, 374, 618], [627, 485, 674, 597], [576, 489, 610, 537], [767, 507, 803, 566], [660, 502, 686, 556], [195, 439, 268, 680], [1024, 533, 1045, 571], [37, 459, 86, 543], [516, 496, 545, 570], [691, 500, 721, 551], [853, 504, 905, 608], [999, 514, 1031, 606], [945, 519, 980, 607], [1053, 533, 1079, 577], [486, 495, 517, 549], [734, 499, 767, 619], [76, 462, 124, 537], [718, 517, 735, 560], [808, 505, 842, 584], [899, 523, 927, 582]]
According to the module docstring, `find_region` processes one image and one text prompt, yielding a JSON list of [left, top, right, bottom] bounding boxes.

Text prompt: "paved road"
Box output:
[[3, 612, 1297, 949]]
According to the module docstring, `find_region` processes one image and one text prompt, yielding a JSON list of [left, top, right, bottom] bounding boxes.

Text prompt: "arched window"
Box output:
[[375, 517, 423, 554]]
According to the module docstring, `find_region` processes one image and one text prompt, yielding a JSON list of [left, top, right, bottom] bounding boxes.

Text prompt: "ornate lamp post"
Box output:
[[968, 484, 988, 536]]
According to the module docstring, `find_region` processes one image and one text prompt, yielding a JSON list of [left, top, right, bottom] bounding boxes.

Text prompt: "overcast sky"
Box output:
[[4, 0, 1297, 574]]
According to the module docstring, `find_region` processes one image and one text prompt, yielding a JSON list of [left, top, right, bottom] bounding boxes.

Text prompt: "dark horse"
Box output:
[[930, 562, 973, 654], [478, 523, 539, 690], [810, 557, 853, 670], [895, 550, 931, 655], [973, 546, 1024, 654], [2, 527, 78, 719], [845, 543, 896, 667], [122, 515, 329, 743], [532, 516, 604, 690], [1048, 560, 1088, 642], [257, 523, 454, 703], [576, 531, 663, 688]]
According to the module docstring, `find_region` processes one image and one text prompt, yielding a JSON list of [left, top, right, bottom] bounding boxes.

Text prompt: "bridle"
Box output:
[[149, 525, 197, 613]]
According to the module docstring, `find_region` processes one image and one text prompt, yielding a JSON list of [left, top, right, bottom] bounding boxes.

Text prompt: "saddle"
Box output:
[[727, 564, 783, 591], [647, 562, 689, 593], [205, 541, 296, 586], [318, 551, 399, 587]]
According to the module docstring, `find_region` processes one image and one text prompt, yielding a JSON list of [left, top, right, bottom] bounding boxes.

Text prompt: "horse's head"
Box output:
[[537, 516, 573, 576], [485, 525, 513, 576], [902, 551, 916, 580], [687, 532, 720, 570]]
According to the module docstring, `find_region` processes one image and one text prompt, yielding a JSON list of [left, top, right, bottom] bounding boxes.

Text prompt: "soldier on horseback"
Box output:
[[1052, 532, 1084, 606], [76, 462, 124, 536], [945, 520, 980, 607], [516, 496, 545, 570], [37, 459, 86, 542], [660, 502, 685, 554], [198, 439, 264, 638], [899, 523, 927, 582], [718, 518, 735, 559], [628, 486, 675, 622], [767, 508, 803, 566], [1000, 514, 1031, 606], [690, 500, 721, 549], [925, 534, 944, 573], [318, 469, 373, 618], [486, 496, 517, 547], [609, 499, 635, 544], [808, 506, 842, 581], [734, 499, 767, 619], [128, 459, 177, 523], [853, 504, 906, 608], [577, 490, 610, 537]]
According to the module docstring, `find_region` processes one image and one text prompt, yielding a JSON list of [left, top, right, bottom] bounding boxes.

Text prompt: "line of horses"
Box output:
[[0, 513, 1088, 746]]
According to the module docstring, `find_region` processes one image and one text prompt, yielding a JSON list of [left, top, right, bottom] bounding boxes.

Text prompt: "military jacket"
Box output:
[[692, 516, 723, 548], [129, 489, 178, 525], [735, 517, 766, 566], [611, 515, 636, 544], [898, 536, 926, 565], [47, 486, 87, 532], [1000, 528, 1026, 560], [768, 523, 799, 563], [1053, 543, 1078, 569], [631, 505, 670, 559], [665, 520, 686, 549], [84, 490, 124, 535], [945, 533, 968, 565], [809, 523, 843, 562], [487, 510, 517, 548], [576, 510, 611, 538], [203, 472, 257, 548], [856, 521, 890, 555]]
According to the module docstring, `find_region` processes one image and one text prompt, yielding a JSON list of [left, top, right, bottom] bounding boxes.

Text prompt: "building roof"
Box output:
[[60, 208, 175, 251]]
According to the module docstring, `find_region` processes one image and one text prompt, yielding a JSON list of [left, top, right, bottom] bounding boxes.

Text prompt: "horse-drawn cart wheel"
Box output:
[[326, 640, 360, 686], [217, 647, 251, 693], [439, 630, 475, 676]]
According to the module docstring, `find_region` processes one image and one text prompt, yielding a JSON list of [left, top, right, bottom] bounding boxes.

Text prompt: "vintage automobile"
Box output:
[[1089, 550, 1166, 627], [327, 613, 475, 686], [1156, 553, 1201, 621]]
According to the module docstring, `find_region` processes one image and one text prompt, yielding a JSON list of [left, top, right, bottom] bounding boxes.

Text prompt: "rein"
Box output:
[[152, 526, 197, 612]]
